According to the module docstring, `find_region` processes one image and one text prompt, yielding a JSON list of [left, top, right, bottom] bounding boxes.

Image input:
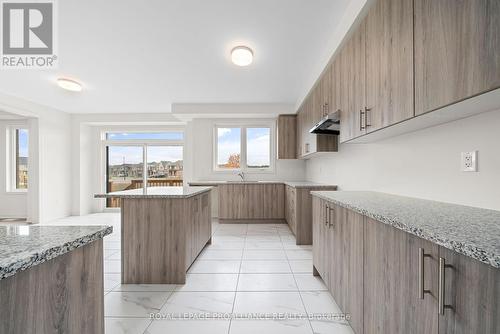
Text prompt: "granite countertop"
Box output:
[[94, 186, 213, 199], [188, 180, 337, 189], [0, 225, 112, 280], [310, 191, 500, 268]]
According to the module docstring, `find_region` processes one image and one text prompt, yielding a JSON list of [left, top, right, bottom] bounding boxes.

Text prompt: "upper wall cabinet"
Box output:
[[414, 0, 500, 115], [339, 21, 366, 143], [365, 0, 414, 132], [277, 114, 297, 159]]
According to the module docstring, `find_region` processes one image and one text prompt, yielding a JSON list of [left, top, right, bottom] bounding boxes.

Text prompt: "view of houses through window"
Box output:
[[216, 126, 271, 170], [15, 129, 29, 190], [105, 132, 183, 207]]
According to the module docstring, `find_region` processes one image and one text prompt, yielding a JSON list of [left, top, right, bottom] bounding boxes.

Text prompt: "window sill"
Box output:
[[5, 190, 28, 195]]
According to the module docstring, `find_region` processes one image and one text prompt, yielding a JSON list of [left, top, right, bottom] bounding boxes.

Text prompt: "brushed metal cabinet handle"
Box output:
[[438, 257, 453, 315], [329, 207, 335, 229], [325, 204, 329, 226], [359, 110, 366, 130], [365, 107, 372, 127], [418, 248, 431, 299]]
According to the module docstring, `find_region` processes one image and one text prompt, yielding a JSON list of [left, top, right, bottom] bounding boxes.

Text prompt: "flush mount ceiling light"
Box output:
[[57, 78, 83, 92], [231, 46, 253, 66]]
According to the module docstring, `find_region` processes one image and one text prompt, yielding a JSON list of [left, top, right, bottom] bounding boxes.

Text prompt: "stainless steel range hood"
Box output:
[[309, 110, 340, 135]]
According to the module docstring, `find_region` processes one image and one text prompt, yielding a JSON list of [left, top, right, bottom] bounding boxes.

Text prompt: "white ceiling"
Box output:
[[0, 0, 351, 114]]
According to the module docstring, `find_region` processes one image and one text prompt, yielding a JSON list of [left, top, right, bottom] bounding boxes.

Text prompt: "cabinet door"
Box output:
[[438, 247, 500, 334], [326, 203, 345, 307], [321, 64, 332, 118], [296, 108, 303, 158], [365, 0, 414, 132], [331, 56, 342, 115], [277, 115, 297, 159], [340, 21, 366, 143], [364, 217, 439, 334], [340, 208, 365, 334], [312, 197, 329, 280], [414, 0, 500, 115]]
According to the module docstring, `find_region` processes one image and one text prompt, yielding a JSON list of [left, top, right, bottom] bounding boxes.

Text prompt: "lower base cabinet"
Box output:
[[312, 195, 500, 334], [364, 217, 439, 334], [438, 247, 500, 334]]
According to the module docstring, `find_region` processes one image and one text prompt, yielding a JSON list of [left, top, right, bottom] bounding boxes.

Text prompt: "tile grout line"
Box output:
[[227, 223, 248, 334], [281, 226, 315, 334]]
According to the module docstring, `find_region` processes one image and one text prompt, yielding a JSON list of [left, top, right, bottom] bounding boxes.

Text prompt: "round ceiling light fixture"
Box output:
[[57, 78, 83, 92], [231, 46, 253, 66]]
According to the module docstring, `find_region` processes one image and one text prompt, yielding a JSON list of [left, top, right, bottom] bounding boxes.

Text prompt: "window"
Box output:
[[215, 126, 272, 171], [246, 127, 271, 169], [217, 128, 241, 169], [103, 131, 183, 208], [106, 132, 183, 141], [7, 128, 29, 191]]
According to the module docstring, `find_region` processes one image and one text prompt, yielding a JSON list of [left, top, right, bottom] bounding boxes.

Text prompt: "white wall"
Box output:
[[306, 109, 500, 211], [0, 92, 72, 223], [0, 119, 28, 218]]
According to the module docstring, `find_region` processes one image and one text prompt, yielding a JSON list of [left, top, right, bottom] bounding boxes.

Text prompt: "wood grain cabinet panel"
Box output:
[[414, 0, 500, 115], [312, 197, 330, 280], [218, 184, 285, 222], [363, 218, 439, 334], [277, 115, 297, 159], [438, 247, 500, 334], [0, 241, 105, 334], [365, 0, 414, 132], [340, 20, 366, 143], [340, 208, 365, 334]]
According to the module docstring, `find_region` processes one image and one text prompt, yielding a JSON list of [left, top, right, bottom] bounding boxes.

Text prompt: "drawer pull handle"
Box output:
[[325, 204, 329, 226], [438, 257, 453, 315], [328, 207, 335, 229], [418, 248, 431, 299]]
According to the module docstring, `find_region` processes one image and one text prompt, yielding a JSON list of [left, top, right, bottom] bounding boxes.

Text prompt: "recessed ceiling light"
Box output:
[[57, 78, 83, 92], [231, 46, 253, 66]]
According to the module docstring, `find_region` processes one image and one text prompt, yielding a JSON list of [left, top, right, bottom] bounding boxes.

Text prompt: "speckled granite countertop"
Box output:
[[0, 225, 112, 280], [189, 181, 337, 189], [310, 191, 500, 268], [94, 186, 212, 199]]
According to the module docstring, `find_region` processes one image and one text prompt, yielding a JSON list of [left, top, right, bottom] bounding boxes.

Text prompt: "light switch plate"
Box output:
[[461, 151, 478, 172]]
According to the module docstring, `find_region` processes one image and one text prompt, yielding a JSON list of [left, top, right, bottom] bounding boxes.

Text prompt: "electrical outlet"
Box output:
[[461, 151, 478, 172]]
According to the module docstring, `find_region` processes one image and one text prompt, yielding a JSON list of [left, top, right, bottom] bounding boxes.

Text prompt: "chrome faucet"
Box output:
[[237, 171, 245, 181]]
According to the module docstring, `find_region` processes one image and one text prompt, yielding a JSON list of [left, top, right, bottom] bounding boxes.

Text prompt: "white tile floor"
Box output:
[[49, 213, 354, 334]]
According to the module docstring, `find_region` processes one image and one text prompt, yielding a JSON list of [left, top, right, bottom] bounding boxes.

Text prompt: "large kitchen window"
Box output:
[[215, 125, 273, 171], [103, 131, 183, 208], [7, 127, 29, 192]]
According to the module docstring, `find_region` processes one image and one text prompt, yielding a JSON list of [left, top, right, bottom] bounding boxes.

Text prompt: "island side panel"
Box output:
[[121, 197, 187, 284], [0, 240, 104, 334]]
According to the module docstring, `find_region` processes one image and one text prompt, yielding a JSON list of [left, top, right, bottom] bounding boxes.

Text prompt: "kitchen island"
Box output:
[[95, 186, 212, 284], [0, 225, 112, 334]]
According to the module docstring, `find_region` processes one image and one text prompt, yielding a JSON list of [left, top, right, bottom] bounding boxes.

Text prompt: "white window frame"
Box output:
[[6, 125, 29, 193], [213, 122, 275, 173], [100, 129, 184, 209]]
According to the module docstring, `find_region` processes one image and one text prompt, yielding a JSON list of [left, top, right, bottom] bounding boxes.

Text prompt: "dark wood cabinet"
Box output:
[[277, 114, 297, 159], [365, 0, 414, 132], [363, 217, 439, 334], [414, 0, 500, 115], [438, 247, 500, 334]]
